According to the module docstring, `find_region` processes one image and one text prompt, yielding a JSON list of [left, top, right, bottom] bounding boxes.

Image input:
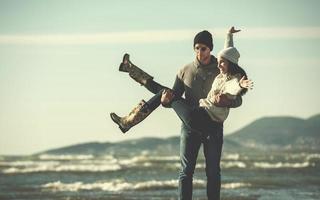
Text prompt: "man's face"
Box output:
[[217, 56, 229, 74], [194, 43, 211, 65]]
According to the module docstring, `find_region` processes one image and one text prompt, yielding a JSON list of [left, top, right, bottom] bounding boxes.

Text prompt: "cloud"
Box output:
[[240, 27, 320, 39], [0, 27, 319, 45]]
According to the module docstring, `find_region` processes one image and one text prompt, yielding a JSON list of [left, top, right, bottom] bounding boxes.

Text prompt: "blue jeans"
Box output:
[[179, 122, 223, 200], [144, 81, 224, 200], [170, 99, 223, 200]]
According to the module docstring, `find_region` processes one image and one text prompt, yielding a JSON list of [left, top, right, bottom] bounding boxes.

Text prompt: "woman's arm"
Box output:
[[214, 76, 253, 108], [224, 26, 241, 48]]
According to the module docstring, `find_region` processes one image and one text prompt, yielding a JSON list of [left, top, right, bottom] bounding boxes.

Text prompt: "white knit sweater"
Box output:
[[199, 73, 243, 122]]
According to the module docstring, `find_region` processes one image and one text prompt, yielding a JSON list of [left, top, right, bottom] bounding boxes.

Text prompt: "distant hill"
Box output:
[[226, 114, 320, 150], [37, 114, 320, 156], [38, 137, 180, 156]]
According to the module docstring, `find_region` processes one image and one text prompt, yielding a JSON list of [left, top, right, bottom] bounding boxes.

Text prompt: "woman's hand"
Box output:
[[239, 76, 254, 89], [229, 26, 241, 34]]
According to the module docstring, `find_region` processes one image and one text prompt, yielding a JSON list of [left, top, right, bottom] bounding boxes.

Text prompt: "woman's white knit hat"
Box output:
[[217, 47, 240, 64]]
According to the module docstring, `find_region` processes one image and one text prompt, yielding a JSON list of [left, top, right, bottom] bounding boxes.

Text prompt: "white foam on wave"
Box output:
[[195, 161, 246, 169], [1, 154, 167, 174], [253, 161, 313, 169], [41, 179, 250, 192], [79, 156, 118, 165], [39, 154, 94, 160], [116, 155, 179, 167], [284, 153, 320, 161], [2, 162, 122, 174], [42, 179, 178, 192], [150, 156, 180, 161], [223, 182, 251, 189], [223, 153, 240, 160], [0, 160, 60, 167], [118, 155, 150, 166], [0, 156, 124, 174], [306, 154, 320, 161], [221, 161, 246, 168]]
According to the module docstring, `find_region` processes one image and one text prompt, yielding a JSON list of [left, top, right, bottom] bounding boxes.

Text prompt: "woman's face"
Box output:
[[194, 44, 211, 65], [217, 56, 229, 74]]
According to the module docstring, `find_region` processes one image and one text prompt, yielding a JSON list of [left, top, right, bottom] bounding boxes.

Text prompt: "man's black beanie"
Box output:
[[193, 30, 213, 51]]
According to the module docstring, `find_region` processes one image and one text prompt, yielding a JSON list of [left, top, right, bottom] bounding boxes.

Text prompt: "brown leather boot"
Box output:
[[110, 100, 152, 133], [118, 53, 153, 85]]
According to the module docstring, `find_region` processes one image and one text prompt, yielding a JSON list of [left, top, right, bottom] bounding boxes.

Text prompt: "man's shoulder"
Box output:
[[181, 61, 195, 70], [177, 61, 195, 78], [211, 55, 218, 64]]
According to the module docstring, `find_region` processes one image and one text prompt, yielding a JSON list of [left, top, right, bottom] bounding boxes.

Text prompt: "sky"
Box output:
[[0, 0, 320, 155]]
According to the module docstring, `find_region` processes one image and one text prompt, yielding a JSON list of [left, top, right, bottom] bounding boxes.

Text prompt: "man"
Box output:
[[162, 28, 242, 200]]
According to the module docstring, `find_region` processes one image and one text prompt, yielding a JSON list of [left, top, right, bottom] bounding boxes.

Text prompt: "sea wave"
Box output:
[[223, 153, 240, 160], [223, 182, 251, 189], [117, 155, 179, 165], [253, 161, 314, 169], [41, 179, 250, 192], [306, 154, 320, 161], [38, 154, 94, 160], [2, 163, 122, 174], [284, 153, 320, 161], [195, 161, 247, 169], [221, 161, 247, 168], [0, 160, 59, 167], [1, 154, 167, 174]]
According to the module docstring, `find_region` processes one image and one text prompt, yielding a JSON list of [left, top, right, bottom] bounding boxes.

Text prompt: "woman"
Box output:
[[110, 29, 253, 135]]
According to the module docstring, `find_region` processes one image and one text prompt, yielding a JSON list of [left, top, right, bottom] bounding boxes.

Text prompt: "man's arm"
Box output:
[[228, 95, 242, 108], [172, 75, 185, 97], [161, 75, 185, 108]]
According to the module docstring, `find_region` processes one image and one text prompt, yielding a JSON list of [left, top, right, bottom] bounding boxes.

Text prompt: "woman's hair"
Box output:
[[228, 62, 248, 96]]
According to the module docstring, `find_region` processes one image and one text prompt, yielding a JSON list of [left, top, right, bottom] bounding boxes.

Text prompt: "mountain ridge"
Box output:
[[38, 114, 320, 155]]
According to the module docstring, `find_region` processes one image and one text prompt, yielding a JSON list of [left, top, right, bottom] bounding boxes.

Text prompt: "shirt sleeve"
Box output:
[[225, 78, 243, 95], [226, 77, 242, 108], [172, 75, 185, 98]]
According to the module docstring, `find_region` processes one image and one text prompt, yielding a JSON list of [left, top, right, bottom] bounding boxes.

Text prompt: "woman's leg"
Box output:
[[110, 100, 153, 133], [144, 79, 168, 94], [169, 94, 216, 136], [170, 99, 205, 135], [118, 53, 154, 86], [118, 53, 169, 94], [110, 88, 167, 134]]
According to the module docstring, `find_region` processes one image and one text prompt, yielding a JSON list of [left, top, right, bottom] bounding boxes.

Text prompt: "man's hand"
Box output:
[[214, 94, 231, 107], [161, 89, 175, 107]]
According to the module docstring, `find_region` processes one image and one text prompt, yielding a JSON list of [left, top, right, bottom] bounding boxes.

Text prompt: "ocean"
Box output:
[[1, 151, 319, 200]]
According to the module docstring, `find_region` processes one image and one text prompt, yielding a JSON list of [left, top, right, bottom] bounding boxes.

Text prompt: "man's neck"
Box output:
[[197, 56, 211, 66]]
